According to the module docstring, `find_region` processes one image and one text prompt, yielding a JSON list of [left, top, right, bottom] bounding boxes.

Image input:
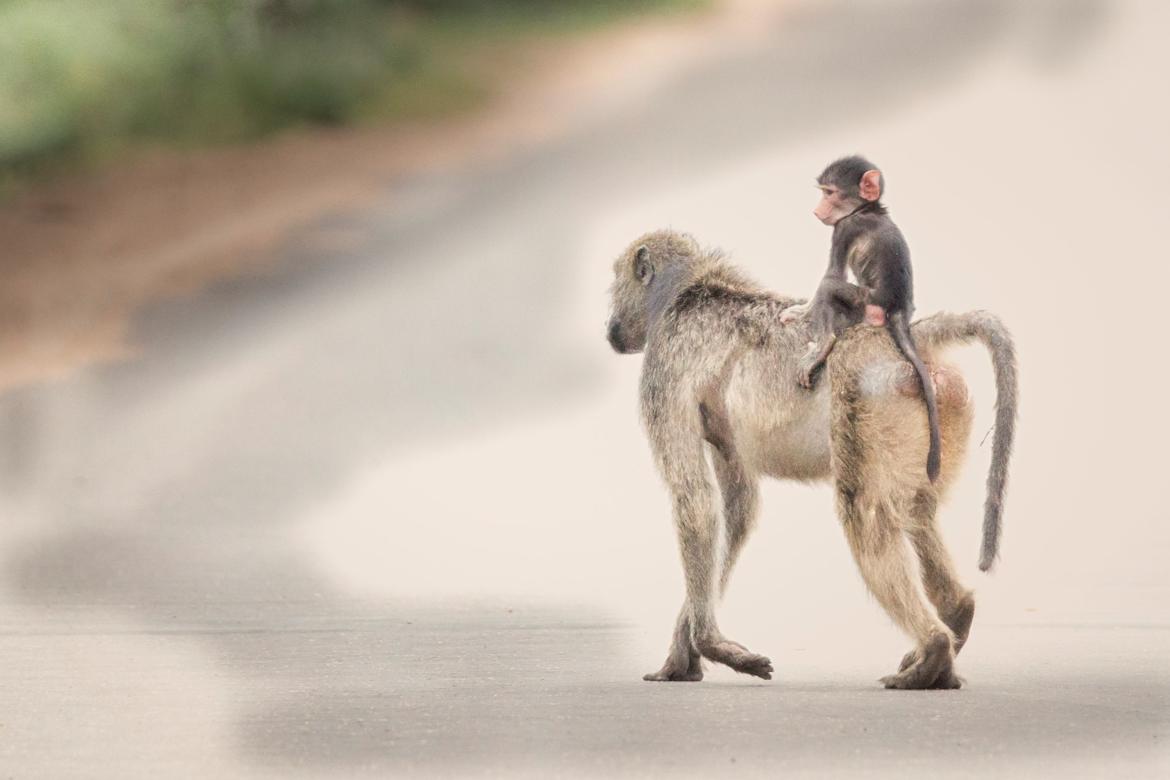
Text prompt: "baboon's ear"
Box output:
[[634, 245, 654, 286], [859, 169, 882, 201]]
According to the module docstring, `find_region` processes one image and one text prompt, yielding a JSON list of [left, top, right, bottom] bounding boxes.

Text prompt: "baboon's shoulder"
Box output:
[[668, 276, 781, 320], [666, 276, 788, 345], [670, 281, 756, 315]]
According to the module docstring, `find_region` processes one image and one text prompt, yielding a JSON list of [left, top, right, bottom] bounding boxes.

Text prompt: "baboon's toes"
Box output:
[[898, 649, 920, 672], [881, 671, 921, 690], [643, 664, 703, 682]]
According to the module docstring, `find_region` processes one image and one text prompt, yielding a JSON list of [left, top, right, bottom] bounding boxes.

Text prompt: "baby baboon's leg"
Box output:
[[708, 441, 758, 596], [837, 490, 960, 690], [643, 603, 703, 682], [663, 449, 772, 681]]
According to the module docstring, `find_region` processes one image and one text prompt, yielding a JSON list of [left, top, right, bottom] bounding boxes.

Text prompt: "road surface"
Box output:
[[1, 0, 1167, 776]]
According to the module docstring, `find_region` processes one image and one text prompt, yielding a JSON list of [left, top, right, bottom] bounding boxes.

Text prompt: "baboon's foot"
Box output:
[[944, 593, 975, 654], [797, 359, 823, 390], [796, 343, 824, 390], [882, 633, 958, 690], [696, 636, 773, 680], [643, 650, 703, 682], [892, 657, 965, 689], [899, 593, 976, 671]]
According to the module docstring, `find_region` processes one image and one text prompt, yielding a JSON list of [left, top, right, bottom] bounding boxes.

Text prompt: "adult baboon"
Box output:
[[606, 230, 1016, 689]]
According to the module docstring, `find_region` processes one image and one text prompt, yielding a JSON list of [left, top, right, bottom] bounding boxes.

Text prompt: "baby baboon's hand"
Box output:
[[780, 302, 810, 324]]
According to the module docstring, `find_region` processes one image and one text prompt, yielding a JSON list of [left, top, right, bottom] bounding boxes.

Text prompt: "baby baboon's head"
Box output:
[[606, 230, 699, 354]]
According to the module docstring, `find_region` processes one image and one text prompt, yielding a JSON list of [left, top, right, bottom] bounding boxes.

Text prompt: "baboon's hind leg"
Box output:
[[898, 493, 975, 673], [909, 494, 976, 649], [837, 490, 961, 690]]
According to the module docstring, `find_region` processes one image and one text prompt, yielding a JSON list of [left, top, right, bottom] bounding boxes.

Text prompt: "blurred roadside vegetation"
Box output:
[[0, 0, 706, 190]]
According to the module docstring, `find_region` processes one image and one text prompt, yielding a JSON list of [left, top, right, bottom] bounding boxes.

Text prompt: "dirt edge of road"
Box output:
[[0, 0, 784, 394]]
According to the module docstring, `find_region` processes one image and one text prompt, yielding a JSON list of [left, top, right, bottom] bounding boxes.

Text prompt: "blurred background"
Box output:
[[0, 0, 1166, 777]]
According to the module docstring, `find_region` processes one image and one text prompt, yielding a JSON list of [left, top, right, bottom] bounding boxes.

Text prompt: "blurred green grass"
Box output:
[[0, 0, 707, 187]]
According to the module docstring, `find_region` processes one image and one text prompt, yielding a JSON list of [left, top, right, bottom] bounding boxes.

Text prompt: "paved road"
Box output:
[[2, 0, 1167, 776]]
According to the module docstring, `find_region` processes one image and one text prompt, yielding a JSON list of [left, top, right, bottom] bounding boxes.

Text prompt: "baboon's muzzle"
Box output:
[[606, 319, 628, 354]]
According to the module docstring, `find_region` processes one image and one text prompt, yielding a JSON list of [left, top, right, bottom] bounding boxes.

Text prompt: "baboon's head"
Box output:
[[607, 230, 700, 354]]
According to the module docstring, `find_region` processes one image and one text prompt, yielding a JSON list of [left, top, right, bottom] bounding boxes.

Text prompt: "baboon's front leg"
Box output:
[[643, 604, 703, 682], [650, 452, 771, 681]]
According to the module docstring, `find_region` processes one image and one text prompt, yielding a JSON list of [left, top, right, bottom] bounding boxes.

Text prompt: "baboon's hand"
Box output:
[[696, 637, 773, 680]]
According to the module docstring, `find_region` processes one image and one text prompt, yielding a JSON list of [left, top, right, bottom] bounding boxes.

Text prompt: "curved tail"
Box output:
[[889, 311, 942, 483], [912, 311, 1018, 572]]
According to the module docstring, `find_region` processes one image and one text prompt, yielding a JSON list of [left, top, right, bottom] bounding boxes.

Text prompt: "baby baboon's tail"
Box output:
[[912, 311, 1018, 572], [888, 311, 942, 483]]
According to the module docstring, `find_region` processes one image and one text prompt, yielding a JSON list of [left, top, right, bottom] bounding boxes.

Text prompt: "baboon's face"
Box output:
[[607, 243, 652, 354], [607, 230, 698, 354]]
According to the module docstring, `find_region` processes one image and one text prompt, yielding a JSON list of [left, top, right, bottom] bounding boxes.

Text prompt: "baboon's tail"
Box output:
[[889, 311, 942, 483], [912, 311, 1018, 572]]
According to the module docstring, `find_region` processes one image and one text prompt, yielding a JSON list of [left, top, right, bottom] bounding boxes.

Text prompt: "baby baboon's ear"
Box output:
[[634, 245, 654, 286], [859, 169, 882, 202]]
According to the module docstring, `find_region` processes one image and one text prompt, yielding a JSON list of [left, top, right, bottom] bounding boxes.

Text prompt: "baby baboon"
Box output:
[[787, 156, 941, 483], [607, 230, 1016, 689]]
